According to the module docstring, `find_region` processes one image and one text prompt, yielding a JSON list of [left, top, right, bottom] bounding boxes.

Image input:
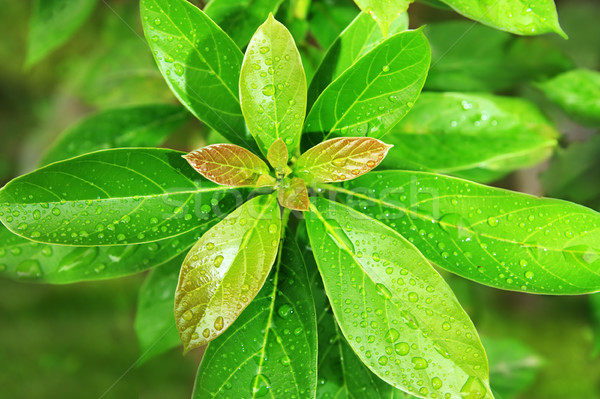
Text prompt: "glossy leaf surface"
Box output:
[[295, 137, 392, 184], [382, 92, 558, 183], [26, 0, 97, 67], [278, 177, 309, 211], [307, 197, 491, 398], [175, 194, 281, 351], [352, 0, 412, 36], [141, 0, 256, 150], [240, 14, 306, 157], [184, 144, 270, 187], [439, 0, 566, 37], [303, 29, 430, 146], [0, 149, 241, 246], [335, 171, 600, 294], [41, 105, 189, 165], [537, 69, 600, 126], [194, 233, 317, 398]]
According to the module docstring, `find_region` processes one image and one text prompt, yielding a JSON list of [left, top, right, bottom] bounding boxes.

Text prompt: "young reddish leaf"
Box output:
[[278, 177, 309, 211], [294, 137, 392, 183], [184, 144, 270, 187], [267, 138, 289, 170], [256, 174, 277, 187]]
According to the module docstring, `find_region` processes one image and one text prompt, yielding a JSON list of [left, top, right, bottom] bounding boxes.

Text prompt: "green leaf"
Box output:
[[267, 138, 289, 171], [240, 14, 307, 158], [306, 197, 491, 398], [307, 0, 360, 51], [135, 257, 183, 363], [0, 149, 242, 246], [205, 0, 285, 48], [332, 170, 600, 294], [308, 11, 409, 110], [382, 92, 558, 183], [537, 69, 600, 126], [425, 21, 573, 92], [278, 177, 309, 211], [25, 0, 97, 67], [295, 137, 392, 184], [303, 29, 430, 146], [352, 0, 412, 36], [140, 0, 257, 151], [193, 231, 317, 398], [175, 194, 281, 352], [184, 144, 271, 187], [41, 105, 190, 166], [438, 0, 566, 38]]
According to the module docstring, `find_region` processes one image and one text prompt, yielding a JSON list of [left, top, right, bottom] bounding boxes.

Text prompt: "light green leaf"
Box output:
[[0, 149, 243, 246], [308, 11, 409, 110], [267, 138, 289, 171], [352, 0, 412, 36], [140, 0, 257, 151], [205, 0, 285, 48], [537, 69, 600, 126], [278, 177, 309, 211], [41, 105, 190, 166], [438, 0, 566, 38], [331, 170, 600, 294], [135, 257, 183, 363], [303, 29, 430, 147], [307, 197, 491, 398], [240, 14, 307, 157], [26, 0, 97, 67], [193, 231, 317, 398], [175, 194, 281, 351], [382, 92, 558, 183]]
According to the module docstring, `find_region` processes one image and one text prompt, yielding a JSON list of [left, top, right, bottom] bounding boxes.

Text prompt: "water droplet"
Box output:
[[154, 17, 161, 25], [251, 374, 271, 397], [332, 158, 346, 167], [16, 260, 42, 279], [268, 224, 278, 234], [214, 255, 224, 268], [259, 46, 269, 54], [202, 328, 210, 338], [378, 355, 388, 365], [524, 271, 534, 279], [375, 283, 392, 299], [52, 208, 61, 216], [385, 328, 400, 342], [182, 310, 193, 321], [389, 95, 398, 103], [432, 377, 443, 389], [206, 242, 215, 250], [442, 321, 451, 330], [408, 292, 418, 302], [214, 316, 224, 330], [173, 63, 184, 76], [411, 357, 428, 370], [394, 342, 410, 356], [278, 304, 293, 318], [460, 376, 488, 399], [487, 217, 499, 227], [262, 84, 275, 96], [382, 65, 390, 72]]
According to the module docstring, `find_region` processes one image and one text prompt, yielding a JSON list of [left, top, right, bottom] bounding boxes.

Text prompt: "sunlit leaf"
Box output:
[[278, 177, 309, 211], [175, 194, 281, 352], [295, 137, 392, 184], [352, 0, 412, 36], [307, 197, 491, 398], [267, 138, 289, 171]]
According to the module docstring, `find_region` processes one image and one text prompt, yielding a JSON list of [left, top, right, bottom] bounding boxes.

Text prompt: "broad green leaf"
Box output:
[[141, 0, 257, 151], [193, 232, 317, 398], [332, 170, 600, 294], [295, 137, 392, 184], [204, 0, 284, 48], [308, 0, 359, 51], [382, 92, 558, 183], [0, 149, 243, 246], [135, 257, 183, 363], [41, 105, 190, 166], [352, 0, 412, 36], [425, 21, 573, 92], [308, 11, 409, 110], [175, 194, 281, 351], [303, 29, 430, 147], [25, 0, 97, 67], [184, 144, 271, 187], [537, 69, 600, 126], [240, 14, 307, 157], [267, 138, 289, 171], [278, 177, 309, 211], [0, 223, 201, 284], [438, 0, 566, 38], [306, 197, 491, 398]]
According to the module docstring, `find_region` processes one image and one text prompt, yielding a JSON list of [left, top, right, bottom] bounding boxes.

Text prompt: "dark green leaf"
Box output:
[[193, 231, 317, 398], [307, 197, 491, 398], [175, 194, 281, 351], [307, 1, 359, 51], [0, 149, 242, 246], [332, 170, 600, 294], [382, 92, 558, 183], [352, 0, 412, 36]]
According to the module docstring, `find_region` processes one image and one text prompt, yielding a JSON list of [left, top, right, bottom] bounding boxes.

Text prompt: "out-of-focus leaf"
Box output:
[[308, 1, 359, 50], [382, 92, 558, 183], [278, 177, 309, 211], [26, 0, 97, 67], [174, 194, 281, 352], [352, 0, 412, 36]]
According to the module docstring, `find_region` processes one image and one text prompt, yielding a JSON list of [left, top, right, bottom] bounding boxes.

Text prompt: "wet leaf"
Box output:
[[267, 138, 289, 171], [352, 0, 412, 36], [295, 137, 392, 184], [240, 14, 307, 157], [278, 177, 309, 211], [184, 144, 271, 187], [306, 197, 491, 398], [175, 194, 281, 352]]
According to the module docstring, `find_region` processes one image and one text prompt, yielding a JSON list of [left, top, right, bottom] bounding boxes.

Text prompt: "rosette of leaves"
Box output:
[[2, 1, 600, 399]]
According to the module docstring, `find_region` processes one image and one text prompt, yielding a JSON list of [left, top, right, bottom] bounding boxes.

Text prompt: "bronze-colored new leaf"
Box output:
[[278, 177, 309, 211], [294, 137, 392, 183], [267, 138, 289, 170], [184, 143, 270, 186]]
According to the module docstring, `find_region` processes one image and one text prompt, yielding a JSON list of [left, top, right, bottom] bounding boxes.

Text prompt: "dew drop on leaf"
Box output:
[[411, 356, 428, 370], [460, 376, 488, 399], [394, 342, 410, 356], [182, 310, 193, 321], [262, 84, 275, 96], [214, 255, 224, 267], [384, 328, 400, 343], [16, 259, 42, 279], [375, 283, 392, 299], [432, 377, 443, 389], [214, 316, 224, 331], [251, 374, 271, 397], [278, 304, 293, 318]]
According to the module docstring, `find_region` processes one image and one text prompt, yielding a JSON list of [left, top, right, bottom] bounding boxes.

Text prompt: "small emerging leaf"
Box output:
[[278, 177, 309, 211], [175, 194, 281, 352], [295, 137, 392, 184], [352, 0, 412, 36], [184, 144, 270, 187], [267, 138, 289, 170]]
